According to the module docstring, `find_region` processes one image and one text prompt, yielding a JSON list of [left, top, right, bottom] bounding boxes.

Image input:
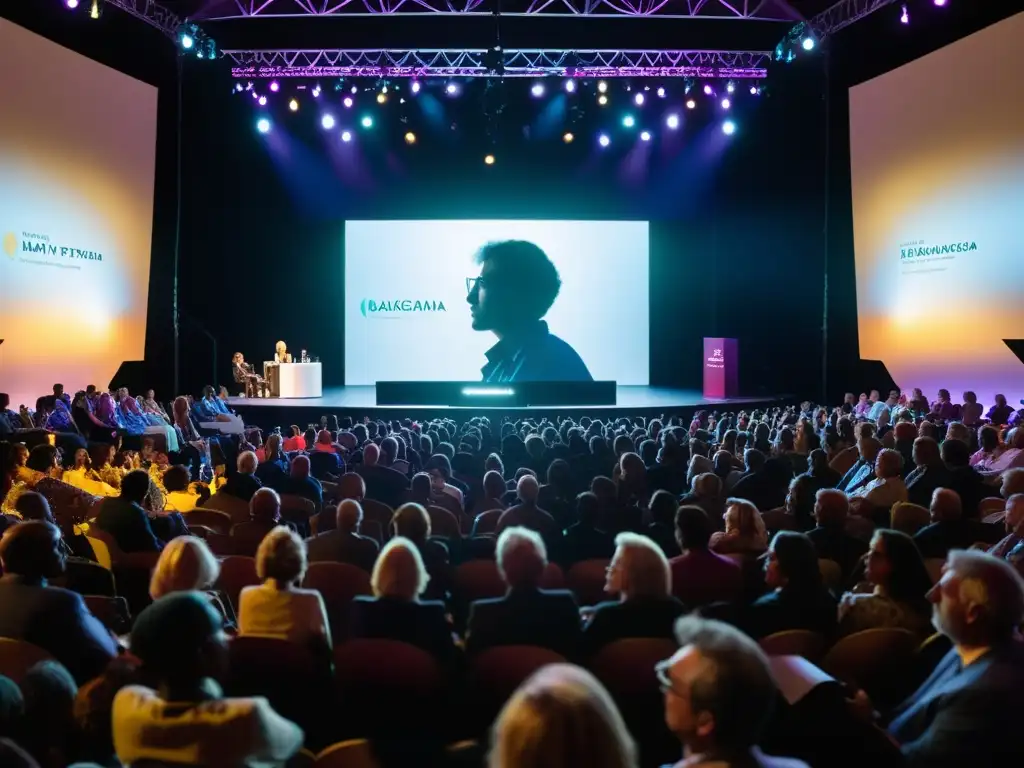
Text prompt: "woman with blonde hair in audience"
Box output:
[[490, 663, 637, 768], [148, 535, 234, 624], [710, 499, 769, 556], [349, 536, 456, 664], [238, 525, 332, 652], [837, 528, 933, 638]]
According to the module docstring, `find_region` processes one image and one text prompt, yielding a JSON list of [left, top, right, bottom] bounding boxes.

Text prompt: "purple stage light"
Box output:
[[269, 81, 280, 92], [321, 114, 336, 130], [656, 87, 666, 98], [703, 84, 713, 95], [411, 81, 421, 93], [634, 92, 645, 106], [256, 117, 271, 134], [66, 0, 79, 8], [726, 81, 735, 93], [750, 85, 758, 95], [598, 133, 610, 147], [446, 82, 459, 95], [640, 130, 651, 142], [665, 114, 679, 129], [351, 86, 358, 94], [565, 79, 576, 93], [686, 99, 696, 109], [933, 0, 946, 6], [258, 95, 267, 106], [531, 83, 545, 98], [722, 120, 736, 136], [343, 96, 354, 108], [901, 4, 909, 23], [312, 85, 321, 98], [341, 130, 352, 142], [721, 98, 731, 109]]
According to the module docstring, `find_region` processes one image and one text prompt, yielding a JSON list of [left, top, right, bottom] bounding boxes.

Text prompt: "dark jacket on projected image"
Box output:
[[481, 320, 594, 383]]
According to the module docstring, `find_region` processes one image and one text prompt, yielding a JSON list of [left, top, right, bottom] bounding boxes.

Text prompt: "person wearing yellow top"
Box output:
[[161, 465, 207, 513], [63, 449, 118, 498]]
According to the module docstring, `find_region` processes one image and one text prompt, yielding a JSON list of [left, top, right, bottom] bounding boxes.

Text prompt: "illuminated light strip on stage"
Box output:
[[461, 387, 515, 396], [225, 49, 772, 79]]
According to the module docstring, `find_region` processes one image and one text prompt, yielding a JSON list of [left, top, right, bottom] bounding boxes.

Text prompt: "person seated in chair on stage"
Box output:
[[274, 340, 292, 364], [232, 353, 268, 399]]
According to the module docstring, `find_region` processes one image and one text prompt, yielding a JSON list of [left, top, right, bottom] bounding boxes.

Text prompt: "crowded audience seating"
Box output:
[[1, 384, 1023, 767]]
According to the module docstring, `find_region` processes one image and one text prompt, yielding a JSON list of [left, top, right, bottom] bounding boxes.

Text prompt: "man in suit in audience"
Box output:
[[836, 437, 883, 495], [283, 455, 323, 514], [914, 488, 987, 560], [805, 489, 868, 581], [660, 616, 808, 767], [95, 470, 163, 553], [905, 437, 953, 508], [495, 474, 559, 548], [465, 526, 581, 658], [356, 441, 409, 510], [220, 450, 263, 503], [0, 521, 118, 684], [306, 499, 379, 573], [886, 550, 1024, 766]]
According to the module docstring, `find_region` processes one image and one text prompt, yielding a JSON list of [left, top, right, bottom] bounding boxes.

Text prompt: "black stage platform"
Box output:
[[227, 386, 787, 423]]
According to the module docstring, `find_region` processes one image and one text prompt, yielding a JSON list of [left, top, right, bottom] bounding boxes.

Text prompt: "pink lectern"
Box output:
[[703, 338, 738, 399]]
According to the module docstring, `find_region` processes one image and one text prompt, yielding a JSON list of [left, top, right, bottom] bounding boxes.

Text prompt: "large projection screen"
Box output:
[[0, 21, 158, 407], [850, 12, 1024, 406], [345, 220, 650, 385]]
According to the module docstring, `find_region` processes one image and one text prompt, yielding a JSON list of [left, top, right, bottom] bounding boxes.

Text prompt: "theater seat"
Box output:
[[303, 562, 372, 641], [821, 627, 918, 711], [427, 506, 462, 540], [185, 508, 232, 535], [455, 560, 507, 605], [567, 559, 613, 606], [759, 630, 827, 663], [467, 645, 566, 733], [817, 559, 843, 592], [314, 739, 378, 768], [215, 555, 261, 613], [203, 492, 251, 526], [471, 509, 502, 536], [0, 638, 54, 686], [360, 498, 394, 537]]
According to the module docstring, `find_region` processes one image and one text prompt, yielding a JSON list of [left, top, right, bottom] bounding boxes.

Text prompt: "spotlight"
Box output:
[[343, 97, 353, 108], [563, 132, 574, 143], [269, 81, 280, 93], [404, 131, 416, 145], [180, 33, 194, 50], [321, 114, 335, 130], [251, 91, 258, 100], [256, 117, 271, 134], [411, 81, 421, 94], [726, 81, 735, 93], [900, 4, 909, 23], [802, 36, 816, 51], [750, 85, 759, 95], [722, 120, 736, 136], [312, 85, 322, 98], [640, 130, 651, 142], [721, 98, 731, 109], [597, 81, 608, 93], [531, 83, 545, 98], [341, 130, 352, 143], [288, 98, 299, 112], [665, 114, 680, 129], [656, 87, 666, 98], [933, 0, 946, 5], [597, 95, 609, 106], [360, 115, 373, 128], [376, 93, 387, 104], [351, 86, 358, 94], [703, 84, 713, 96], [446, 83, 459, 96], [686, 99, 696, 110], [234, 83, 244, 93], [89, 0, 101, 19], [622, 115, 635, 128], [65, 0, 79, 8], [257, 95, 267, 106], [634, 92, 645, 106], [598, 133, 611, 148], [565, 79, 576, 93], [381, 85, 388, 94], [484, 154, 495, 165]]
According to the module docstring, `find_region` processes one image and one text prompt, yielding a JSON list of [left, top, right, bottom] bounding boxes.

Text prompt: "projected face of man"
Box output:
[[467, 258, 514, 334]]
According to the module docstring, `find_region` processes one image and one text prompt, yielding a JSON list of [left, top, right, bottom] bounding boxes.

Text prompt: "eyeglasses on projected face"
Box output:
[[466, 276, 488, 295]]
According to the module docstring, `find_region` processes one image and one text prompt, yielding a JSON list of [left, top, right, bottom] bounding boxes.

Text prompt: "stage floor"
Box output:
[[228, 386, 782, 416]]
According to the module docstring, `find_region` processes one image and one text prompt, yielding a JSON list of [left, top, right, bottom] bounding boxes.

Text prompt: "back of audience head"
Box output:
[[743, 448, 766, 473], [27, 444, 58, 474], [893, 421, 918, 443], [160, 465, 190, 494], [256, 526, 307, 587], [874, 448, 903, 479], [692, 472, 722, 497], [481, 470, 505, 503], [940, 437, 971, 469], [490, 663, 636, 768], [607, 533, 670, 600], [13, 492, 53, 524], [237, 450, 258, 475], [20, 660, 77, 766], [372, 537, 429, 601], [978, 425, 1000, 452], [339, 472, 366, 501], [363, 442, 380, 467], [648, 490, 678, 529], [149, 535, 219, 599], [765, 531, 822, 593], [930, 487, 962, 522], [814, 489, 849, 527], [723, 499, 767, 548], [0, 521, 65, 581], [931, 549, 1024, 647], [575, 492, 601, 527], [250, 486, 281, 524], [1002, 468, 1024, 499], [393, 502, 431, 543], [130, 592, 228, 689], [334, 499, 363, 534], [517, 473, 540, 504], [912, 436, 942, 467], [409, 471, 431, 501], [497, 527, 547, 590], [675, 505, 712, 552]]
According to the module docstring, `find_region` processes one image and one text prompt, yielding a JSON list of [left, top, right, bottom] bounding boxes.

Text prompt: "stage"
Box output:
[[227, 385, 787, 424]]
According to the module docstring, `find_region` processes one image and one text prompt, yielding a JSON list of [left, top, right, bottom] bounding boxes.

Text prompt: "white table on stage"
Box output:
[[277, 362, 323, 398]]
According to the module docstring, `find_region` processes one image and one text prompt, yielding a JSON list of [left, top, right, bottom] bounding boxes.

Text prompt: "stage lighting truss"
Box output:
[[103, 0, 182, 39], [224, 49, 772, 79], [196, 0, 802, 20], [776, 0, 899, 55]]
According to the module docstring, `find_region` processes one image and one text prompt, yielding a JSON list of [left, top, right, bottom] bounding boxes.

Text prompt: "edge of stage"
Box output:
[[228, 386, 788, 422]]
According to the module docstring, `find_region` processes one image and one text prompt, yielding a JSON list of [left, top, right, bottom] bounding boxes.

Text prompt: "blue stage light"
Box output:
[[256, 118, 271, 134]]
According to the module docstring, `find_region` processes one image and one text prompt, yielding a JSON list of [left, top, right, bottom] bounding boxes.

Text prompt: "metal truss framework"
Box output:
[[200, 0, 802, 20], [225, 48, 771, 78], [105, 0, 182, 38], [807, 0, 898, 38]]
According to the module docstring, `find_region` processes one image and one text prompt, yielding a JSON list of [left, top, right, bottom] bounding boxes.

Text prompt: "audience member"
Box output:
[[305, 499, 379, 573], [581, 532, 686, 656], [913, 488, 986, 560], [357, 442, 409, 509], [678, 472, 725, 526], [19, 660, 78, 768], [805, 489, 868, 580], [495, 474, 558, 545], [837, 529, 933, 638], [114, 592, 304, 766], [849, 448, 908, 512], [392, 502, 450, 601], [659, 616, 808, 768], [349, 537, 455, 664], [645, 489, 682, 558], [905, 437, 952, 508], [466, 527, 580, 657], [220, 450, 262, 503], [232, 487, 286, 558], [94, 470, 163, 553], [560, 491, 615, 567], [238, 525, 332, 653], [149, 535, 220, 600], [669, 505, 742, 608], [710, 499, 769, 557], [837, 437, 883, 495], [0, 521, 117, 684], [283, 454, 323, 514], [988, 494, 1024, 576], [490, 664, 636, 768]]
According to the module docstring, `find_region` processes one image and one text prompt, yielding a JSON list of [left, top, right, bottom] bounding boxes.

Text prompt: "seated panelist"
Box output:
[[274, 340, 293, 364], [232, 352, 268, 398]]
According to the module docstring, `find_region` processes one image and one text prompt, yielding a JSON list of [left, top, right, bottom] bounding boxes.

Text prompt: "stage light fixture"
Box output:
[[257, 95, 267, 106], [234, 82, 244, 93], [597, 81, 608, 94], [802, 36, 816, 51], [722, 120, 736, 135], [666, 114, 680, 129], [288, 98, 299, 112], [563, 132, 574, 143], [726, 81, 735, 93], [65, 0, 79, 9], [269, 81, 280, 93], [484, 154, 496, 165], [321, 114, 336, 130], [531, 83, 545, 98], [343, 96, 354, 108], [703, 84, 713, 96], [446, 83, 459, 96], [750, 85, 759, 95], [900, 4, 909, 23], [256, 117, 271, 134], [341, 130, 352, 143], [411, 81, 421, 94], [180, 33, 193, 49], [622, 115, 635, 128], [361, 115, 373, 128], [597, 94, 609, 106], [381, 85, 388, 94], [640, 130, 651, 142], [405, 131, 416, 145], [634, 92, 645, 106], [351, 86, 358, 94], [312, 85, 322, 98], [721, 98, 731, 109], [251, 91, 258, 100], [598, 133, 611, 148], [657, 87, 666, 98], [686, 99, 696, 110], [565, 79, 576, 93], [933, 0, 946, 6], [89, 0, 101, 19], [376, 93, 387, 104]]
